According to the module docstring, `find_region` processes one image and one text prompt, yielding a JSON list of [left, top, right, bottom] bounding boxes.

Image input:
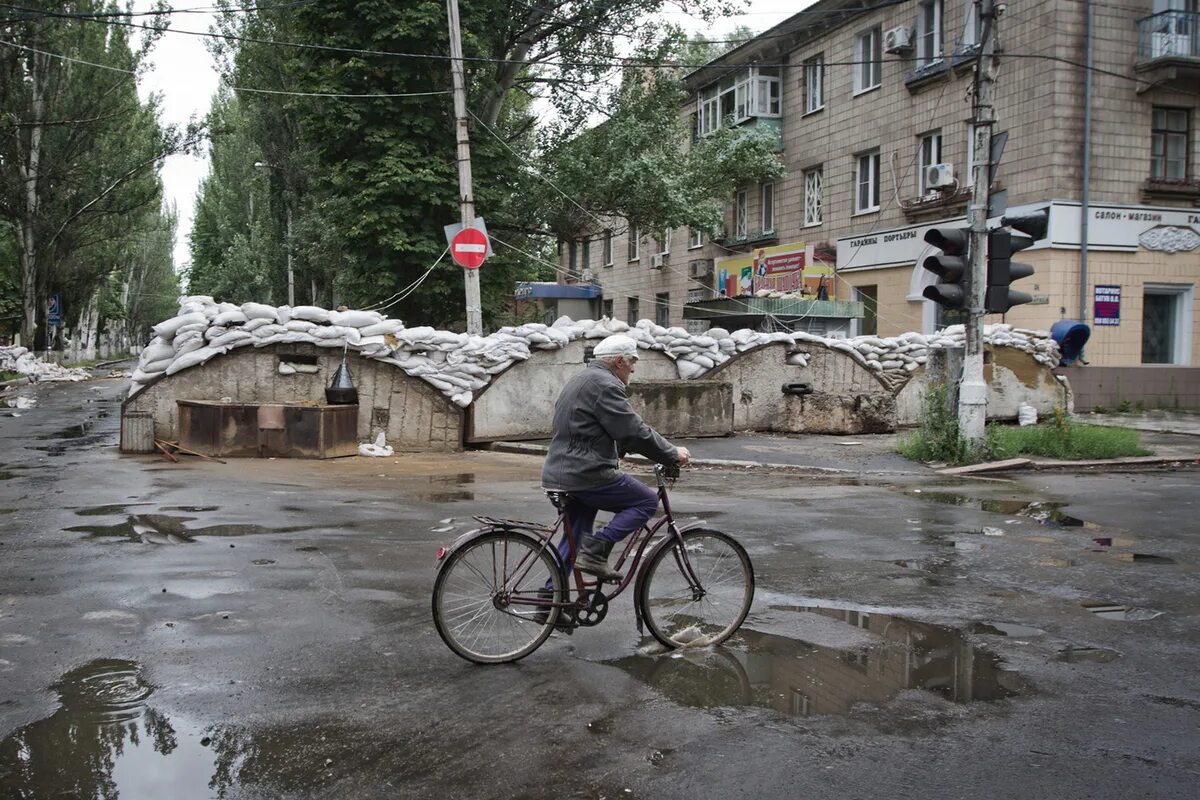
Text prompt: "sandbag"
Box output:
[[329, 309, 383, 328], [241, 302, 279, 321], [290, 305, 331, 323], [153, 312, 208, 339], [165, 345, 227, 375], [214, 309, 248, 327]]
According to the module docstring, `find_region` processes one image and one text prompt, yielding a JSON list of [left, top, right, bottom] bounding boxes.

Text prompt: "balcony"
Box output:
[[713, 228, 778, 249], [1135, 11, 1200, 92]]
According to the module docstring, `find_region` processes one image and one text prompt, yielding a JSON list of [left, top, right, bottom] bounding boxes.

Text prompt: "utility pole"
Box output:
[[961, 0, 1000, 448], [446, 0, 483, 336], [286, 205, 295, 307]]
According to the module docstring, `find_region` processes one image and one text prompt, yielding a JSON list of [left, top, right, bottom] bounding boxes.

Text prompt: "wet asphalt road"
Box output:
[[1, 377, 1198, 799]]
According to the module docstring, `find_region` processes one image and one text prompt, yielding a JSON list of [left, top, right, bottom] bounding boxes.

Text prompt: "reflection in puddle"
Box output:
[[911, 493, 1097, 529], [412, 474, 475, 503], [36, 422, 94, 440], [0, 659, 401, 798], [608, 607, 1026, 718], [64, 513, 299, 543], [970, 621, 1045, 637], [76, 503, 152, 517]]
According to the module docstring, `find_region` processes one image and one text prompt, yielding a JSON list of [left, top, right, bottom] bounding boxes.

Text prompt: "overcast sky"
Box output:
[[133, 1, 811, 272]]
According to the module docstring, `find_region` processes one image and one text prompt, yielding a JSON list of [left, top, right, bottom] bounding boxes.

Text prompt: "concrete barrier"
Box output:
[[628, 381, 733, 437], [121, 342, 463, 453], [466, 340, 682, 442], [704, 341, 897, 433], [896, 345, 1071, 426]]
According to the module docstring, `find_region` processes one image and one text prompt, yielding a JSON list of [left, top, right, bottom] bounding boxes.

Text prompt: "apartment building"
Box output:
[[555, 0, 1199, 366]]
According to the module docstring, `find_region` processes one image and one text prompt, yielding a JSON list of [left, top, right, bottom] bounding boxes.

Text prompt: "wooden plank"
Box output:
[[937, 458, 1033, 475]]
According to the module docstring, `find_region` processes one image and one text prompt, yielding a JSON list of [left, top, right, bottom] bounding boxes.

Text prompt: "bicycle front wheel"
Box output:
[[638, 529, 754, 650], [432, 530, 563, 664]]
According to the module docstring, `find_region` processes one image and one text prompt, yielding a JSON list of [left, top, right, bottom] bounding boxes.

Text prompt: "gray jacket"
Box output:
[[541, 360, 678, 491]]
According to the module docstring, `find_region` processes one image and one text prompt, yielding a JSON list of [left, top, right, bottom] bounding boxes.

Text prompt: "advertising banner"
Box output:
[[1093, 285, 1121, 326]]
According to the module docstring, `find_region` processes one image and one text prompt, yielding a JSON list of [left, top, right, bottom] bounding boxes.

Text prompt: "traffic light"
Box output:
[[921, 227, 970, 309], [986, 209, 1048, 314]]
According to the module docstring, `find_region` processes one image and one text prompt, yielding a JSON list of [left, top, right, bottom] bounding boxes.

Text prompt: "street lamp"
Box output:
[[253, 161, 295, 307]]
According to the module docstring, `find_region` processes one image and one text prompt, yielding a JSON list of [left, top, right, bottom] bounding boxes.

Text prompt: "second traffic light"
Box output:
[[986, 208, 1047, 314], [922, 226, 970, 309], [984, 230, 1034, 313]]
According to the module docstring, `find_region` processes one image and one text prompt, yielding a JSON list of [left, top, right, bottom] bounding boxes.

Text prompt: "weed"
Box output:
[[896, 383, 994, 465]]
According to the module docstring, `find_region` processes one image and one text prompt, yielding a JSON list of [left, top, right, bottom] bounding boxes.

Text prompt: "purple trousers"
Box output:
[[556, 474, 660, 567]]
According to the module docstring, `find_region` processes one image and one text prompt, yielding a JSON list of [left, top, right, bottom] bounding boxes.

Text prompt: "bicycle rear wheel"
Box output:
[[638, 529, 754, 650], [432, 530, 563, 664]]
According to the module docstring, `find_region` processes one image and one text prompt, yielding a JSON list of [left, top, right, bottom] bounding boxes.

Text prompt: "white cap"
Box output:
[[592, 334, 639, 359]]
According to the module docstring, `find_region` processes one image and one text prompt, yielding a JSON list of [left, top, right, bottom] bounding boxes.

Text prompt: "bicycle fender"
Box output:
[[434, 526, 567, 581]]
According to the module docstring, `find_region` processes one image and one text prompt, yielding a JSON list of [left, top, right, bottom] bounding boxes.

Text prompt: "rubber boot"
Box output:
[[574, 534, 621, 581]]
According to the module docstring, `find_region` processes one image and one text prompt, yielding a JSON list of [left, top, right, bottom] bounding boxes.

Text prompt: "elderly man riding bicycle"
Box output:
[[540, 334, 691, 580]]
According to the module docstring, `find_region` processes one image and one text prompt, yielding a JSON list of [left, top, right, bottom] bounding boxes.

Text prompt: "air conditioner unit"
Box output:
[[650, 253, 666, 269], [689, 259, 713, 278], [580, 268, 595, 281], [924, 163, 956, 190], [883, 26, 913, 54]]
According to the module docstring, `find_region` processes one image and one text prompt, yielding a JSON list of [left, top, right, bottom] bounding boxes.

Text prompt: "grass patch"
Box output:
[[898, 387, 1151, 464], [0, 369, 22, 382], [990, 418, 1150, 460]]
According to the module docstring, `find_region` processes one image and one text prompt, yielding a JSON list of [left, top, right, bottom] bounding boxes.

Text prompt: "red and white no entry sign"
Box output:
[[450, 226, 489, 269]]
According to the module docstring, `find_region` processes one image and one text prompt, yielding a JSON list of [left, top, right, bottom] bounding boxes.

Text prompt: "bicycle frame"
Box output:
[[484, 465, 708, 629]]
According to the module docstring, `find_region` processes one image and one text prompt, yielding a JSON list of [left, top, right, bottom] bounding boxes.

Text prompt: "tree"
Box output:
[[0, 1, 190, 346]]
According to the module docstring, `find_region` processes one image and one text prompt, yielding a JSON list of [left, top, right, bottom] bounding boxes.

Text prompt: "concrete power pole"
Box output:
[[446, 0, 484, 336], [961, 0, 1000, 448]]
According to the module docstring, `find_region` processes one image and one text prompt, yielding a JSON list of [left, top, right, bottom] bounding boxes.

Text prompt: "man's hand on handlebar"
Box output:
[[675, 446, 691, 466]]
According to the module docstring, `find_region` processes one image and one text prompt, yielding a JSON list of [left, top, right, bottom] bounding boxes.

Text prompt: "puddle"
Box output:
[[64, 514, 298, 543], [0, 659, 424, 798], [911, 493, 1098, 530], [1082, 602, 1163, 621], [36, 422, 94, 440], [0, 471, 17, 481], [607, 607, 1026, 719], [76, 503, 152, 516], [28, 432, 113, 455], [1057, 646, 1121, 663], [162, 505, 220, 513], [970, 621, 1045, 638], [411, 474, 475, 503]]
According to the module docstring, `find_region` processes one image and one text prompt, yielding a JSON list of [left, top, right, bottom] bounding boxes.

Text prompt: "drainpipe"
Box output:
[[1079, 0, 1094, 323]]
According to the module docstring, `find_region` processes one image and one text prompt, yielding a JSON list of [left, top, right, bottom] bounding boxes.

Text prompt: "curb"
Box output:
[[487, 441, 861, 475], [0, 376, 32, 391]]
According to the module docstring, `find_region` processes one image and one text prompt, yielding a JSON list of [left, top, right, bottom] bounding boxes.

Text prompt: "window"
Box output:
[[854, 27, 882, 94], [804, 167, 823, 226], [855, 285, 878, 336], [627, 223, 640, 261], [917, 0, 943, 65], [603, 229, 613, 266], [697, 66, 781, 136], [656, 293, 670, 327], [918, 131, 943, 194], [658, 230, 670, 255], [581, 238, 590, 272], [803, 54, 824, 114], [689, 228, 703, 248], [734, 190, 748, 237], [568, 241, 578, 275], [1151, 107, 1189, 180], [627, 297, 640, 326], [961, 0, 982, 47], [761, 182, 775, 232], [855, 151, 881, 213], [603, 298, 614, 319]]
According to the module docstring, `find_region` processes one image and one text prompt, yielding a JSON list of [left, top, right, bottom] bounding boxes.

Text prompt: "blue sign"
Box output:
[[1093, 285, 1120, 326], [47, 293, 62, 327]]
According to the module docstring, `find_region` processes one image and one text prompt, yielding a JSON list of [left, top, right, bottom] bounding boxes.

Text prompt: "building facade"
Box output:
[[557, 0, 1199, 366]]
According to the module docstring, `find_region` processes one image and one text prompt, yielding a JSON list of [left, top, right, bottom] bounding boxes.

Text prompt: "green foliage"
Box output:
[[190, 0, 743, 328], [896, 383, 979, 464], [0, 1, 185, 344], [989, 409, 1150, 460]]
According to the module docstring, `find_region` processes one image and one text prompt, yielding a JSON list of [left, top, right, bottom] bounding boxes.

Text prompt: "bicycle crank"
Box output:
[[574, 589, 609, 627]]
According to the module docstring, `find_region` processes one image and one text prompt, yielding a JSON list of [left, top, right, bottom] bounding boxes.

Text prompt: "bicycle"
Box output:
[[431, 463, 755, 664]]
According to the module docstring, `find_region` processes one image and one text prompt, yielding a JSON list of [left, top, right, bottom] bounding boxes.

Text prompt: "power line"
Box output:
[[0, 38, 450, 98]]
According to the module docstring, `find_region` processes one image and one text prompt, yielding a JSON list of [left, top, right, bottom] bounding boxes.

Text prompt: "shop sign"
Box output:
[[1094, 285, 1121, 326]]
